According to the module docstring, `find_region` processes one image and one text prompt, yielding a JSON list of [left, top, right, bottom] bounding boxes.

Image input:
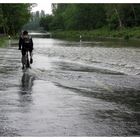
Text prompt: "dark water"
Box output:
[[0, 38, 140, 136]]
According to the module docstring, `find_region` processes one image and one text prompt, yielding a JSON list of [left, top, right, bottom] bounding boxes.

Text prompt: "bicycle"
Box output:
[[22, 50, 31, 69]]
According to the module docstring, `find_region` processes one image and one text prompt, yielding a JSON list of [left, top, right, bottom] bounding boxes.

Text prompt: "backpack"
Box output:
[[23, 35, 31, 44]]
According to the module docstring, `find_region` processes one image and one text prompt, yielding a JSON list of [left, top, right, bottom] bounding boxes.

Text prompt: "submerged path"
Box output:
[[0, 38, 140, 136]]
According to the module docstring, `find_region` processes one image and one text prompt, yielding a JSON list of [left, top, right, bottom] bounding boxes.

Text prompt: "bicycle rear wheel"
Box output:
[[25, 51, 30, 68]]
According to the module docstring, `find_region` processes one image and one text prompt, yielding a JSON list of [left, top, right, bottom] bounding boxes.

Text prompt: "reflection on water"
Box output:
[[19, 72, 35, 105], [20, 72, 35, 95]]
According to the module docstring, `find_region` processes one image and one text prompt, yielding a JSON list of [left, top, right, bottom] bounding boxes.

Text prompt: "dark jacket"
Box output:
[[19, 35, 33, 51]]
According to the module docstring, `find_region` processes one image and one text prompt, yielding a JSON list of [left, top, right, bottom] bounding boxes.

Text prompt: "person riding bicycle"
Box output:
[[19, 30, 33, 69]]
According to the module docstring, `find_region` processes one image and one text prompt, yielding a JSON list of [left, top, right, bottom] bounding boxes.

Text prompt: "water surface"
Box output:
[[0, 38, 140, 136]]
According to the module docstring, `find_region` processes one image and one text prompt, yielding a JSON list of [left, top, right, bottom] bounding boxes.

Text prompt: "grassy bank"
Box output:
[[52, 27, 140, 41], [0, 36, 8, 47]]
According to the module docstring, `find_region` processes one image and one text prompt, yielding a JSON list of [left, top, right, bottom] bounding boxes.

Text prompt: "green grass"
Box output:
[[0, 36, 8, 47], [52, 27, 140, 41]]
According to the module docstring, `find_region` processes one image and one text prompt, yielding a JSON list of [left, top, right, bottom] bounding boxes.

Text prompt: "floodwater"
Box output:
[[0, 37, 140, 136]]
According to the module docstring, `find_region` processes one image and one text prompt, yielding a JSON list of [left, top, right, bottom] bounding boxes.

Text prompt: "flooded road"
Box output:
[[0, 38, 140, 136]]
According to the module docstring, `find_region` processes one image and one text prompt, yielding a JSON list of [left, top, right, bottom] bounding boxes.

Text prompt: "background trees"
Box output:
[[0, 4, 32, 35], [1, 3, 139, 35], [23, 10, 46, 31], [39, 4, 140, 31]]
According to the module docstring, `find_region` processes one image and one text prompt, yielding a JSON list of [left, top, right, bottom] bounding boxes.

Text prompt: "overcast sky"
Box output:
[[32, 3, 52, 14]]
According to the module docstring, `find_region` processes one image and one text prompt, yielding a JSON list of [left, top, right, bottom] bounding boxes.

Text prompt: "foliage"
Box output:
[[23, 10, 46, 31], [40, 4, 140, 32], [0, 4, 32, 35], [0, 36, 7, 47], [40, 15, 53, 31], [52, 27, 140, 40]]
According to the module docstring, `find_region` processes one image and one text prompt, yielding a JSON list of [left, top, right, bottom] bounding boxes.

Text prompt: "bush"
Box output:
[[52, 27, 140, 40]]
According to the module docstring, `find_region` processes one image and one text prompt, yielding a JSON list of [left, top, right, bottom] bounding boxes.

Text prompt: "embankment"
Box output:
[[52, 27, 140, 41]]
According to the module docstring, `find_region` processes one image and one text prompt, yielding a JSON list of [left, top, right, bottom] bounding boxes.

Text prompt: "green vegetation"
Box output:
[[0, 3, 139, 40], [0, 4, 33, 35], [40, 4, 140, 40], [23, 10, 46, 31], [0, 36, 8, 47], [0, 4, 34, 47], [52, 27, 140, 40]]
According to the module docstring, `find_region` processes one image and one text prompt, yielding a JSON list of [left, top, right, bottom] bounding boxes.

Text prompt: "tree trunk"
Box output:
[[3, 26, 6, 35], [131, 4, 137, 26], [114, 7, 123, 28]]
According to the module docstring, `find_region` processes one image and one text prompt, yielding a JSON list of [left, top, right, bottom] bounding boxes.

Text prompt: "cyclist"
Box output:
[[19, 30, 33, 69]]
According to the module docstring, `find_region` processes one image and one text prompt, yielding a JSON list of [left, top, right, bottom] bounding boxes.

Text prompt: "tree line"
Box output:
[[0, 4, 33, 35], [40, 4, 140, 31], [23, 10, 46, 31]]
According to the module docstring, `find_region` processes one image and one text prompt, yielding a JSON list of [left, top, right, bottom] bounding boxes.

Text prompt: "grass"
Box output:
[[0, 36, 8, 47], [52, 27, 140, 41]]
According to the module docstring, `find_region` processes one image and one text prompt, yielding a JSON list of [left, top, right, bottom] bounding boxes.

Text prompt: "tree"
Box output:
[[0, 4, 32, 35], [74, 4, 106, 30], [40, 3, 140, 31], [40, 15, 53, 31], [40, 10, 45, 17], [0, 5, 8, 34], [50, 4, 106, 30]]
